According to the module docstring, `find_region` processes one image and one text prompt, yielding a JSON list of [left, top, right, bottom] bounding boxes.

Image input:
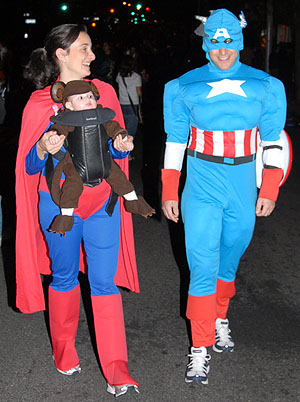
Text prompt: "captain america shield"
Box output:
[[256, 129, 293, 188]]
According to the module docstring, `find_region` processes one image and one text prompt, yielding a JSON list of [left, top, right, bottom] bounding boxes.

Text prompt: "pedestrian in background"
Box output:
[[116, 55, 142, 142]]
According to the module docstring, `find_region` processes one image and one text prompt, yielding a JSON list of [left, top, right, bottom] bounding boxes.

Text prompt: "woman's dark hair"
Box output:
[[119, 55, 137, 77], [24, 24, 88, 89]]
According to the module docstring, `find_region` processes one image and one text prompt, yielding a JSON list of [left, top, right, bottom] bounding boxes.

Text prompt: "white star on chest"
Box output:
[[206, 79, 247, 98]]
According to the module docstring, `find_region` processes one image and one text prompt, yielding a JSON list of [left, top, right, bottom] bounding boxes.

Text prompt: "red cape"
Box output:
[[15, 79, 139, 314]]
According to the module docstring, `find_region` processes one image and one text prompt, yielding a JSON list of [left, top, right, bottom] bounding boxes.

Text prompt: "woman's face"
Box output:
[[59, 31, 95, 81]]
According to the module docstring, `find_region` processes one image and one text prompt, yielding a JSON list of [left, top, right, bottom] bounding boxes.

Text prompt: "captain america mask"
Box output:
[[200, 9, 246, 53]]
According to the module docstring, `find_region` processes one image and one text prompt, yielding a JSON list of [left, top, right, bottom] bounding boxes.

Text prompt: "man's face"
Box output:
[[209, 48, 238, 70]]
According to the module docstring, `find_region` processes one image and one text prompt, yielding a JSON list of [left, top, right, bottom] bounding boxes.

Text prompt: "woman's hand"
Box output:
[[113, 134, 134, 152], [36, 130, 65, 159]]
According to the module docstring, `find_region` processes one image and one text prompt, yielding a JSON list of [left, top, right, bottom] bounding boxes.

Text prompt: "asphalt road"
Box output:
[[0, 104, 299, 402]]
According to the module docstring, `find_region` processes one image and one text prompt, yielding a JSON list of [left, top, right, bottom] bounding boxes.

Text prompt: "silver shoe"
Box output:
[[106, 383, 140, 397], [56, 364, 81, 376]]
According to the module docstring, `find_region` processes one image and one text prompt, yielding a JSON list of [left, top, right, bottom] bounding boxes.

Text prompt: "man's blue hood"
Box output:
[[201, 9, 246, 54]]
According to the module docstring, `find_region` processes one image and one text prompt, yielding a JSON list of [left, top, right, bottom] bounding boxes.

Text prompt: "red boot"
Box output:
[[186, 294, 216, 347], [216, 279, 236, 319], [91, 293, 139, 393], [48, 285, 81, 374]]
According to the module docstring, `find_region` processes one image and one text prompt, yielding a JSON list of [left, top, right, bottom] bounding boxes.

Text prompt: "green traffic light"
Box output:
[[60, 3, 68, 12], [136, 3, 142, 10]]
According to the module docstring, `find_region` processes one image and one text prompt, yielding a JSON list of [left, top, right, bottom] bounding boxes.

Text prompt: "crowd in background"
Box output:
[[0, 21, 296, 131]]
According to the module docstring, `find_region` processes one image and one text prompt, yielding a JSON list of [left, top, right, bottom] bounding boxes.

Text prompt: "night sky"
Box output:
[[0, 1, 293, 59], [1, 0, 261, 38]]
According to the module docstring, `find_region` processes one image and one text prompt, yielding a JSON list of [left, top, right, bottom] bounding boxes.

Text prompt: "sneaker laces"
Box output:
[[187, 351, 211, 376], [216, 320, 232, 343]]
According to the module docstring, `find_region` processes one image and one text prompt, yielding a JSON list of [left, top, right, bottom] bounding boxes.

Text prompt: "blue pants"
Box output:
[[39, 191, 121, 296], [121, 104, 138, 137], [181, 157, 257, 297]]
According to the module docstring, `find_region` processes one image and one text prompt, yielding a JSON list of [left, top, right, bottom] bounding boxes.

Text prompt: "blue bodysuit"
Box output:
[[164, 60, 286, 296], [163, 9, 286, 346]]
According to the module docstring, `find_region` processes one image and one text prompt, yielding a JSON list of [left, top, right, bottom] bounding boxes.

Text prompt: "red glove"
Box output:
[[258, 168, 283, 201], [161, 169, 181, 203]]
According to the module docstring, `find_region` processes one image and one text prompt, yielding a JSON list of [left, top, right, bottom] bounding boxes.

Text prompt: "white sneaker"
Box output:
[[212, 318, 235, 353], [185, 346, 211, 385], [56, 364, 81, 376], [106, 383, 140, 397]]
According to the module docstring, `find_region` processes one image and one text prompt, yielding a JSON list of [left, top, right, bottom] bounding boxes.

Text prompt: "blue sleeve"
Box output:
[[259, 76, 287, 141], [25, 143, 48, 175], [163, 78, 191, 144], [108, 138, 129, 159]]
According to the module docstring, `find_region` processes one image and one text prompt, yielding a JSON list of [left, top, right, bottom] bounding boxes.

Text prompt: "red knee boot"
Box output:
[[91, 293, 139, 391], [186, 294, 216, 347], [48, 285, 81, 374], [216, 279, 236, 319]]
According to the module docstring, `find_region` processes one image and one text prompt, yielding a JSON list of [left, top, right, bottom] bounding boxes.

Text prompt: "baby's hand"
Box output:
[[113, 134, 134, 152], [122, 135, 134, 152], [49, 134, 61, 145]]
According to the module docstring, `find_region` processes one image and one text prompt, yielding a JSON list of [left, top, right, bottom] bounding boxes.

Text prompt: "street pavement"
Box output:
[[0, 105, 300, 402]]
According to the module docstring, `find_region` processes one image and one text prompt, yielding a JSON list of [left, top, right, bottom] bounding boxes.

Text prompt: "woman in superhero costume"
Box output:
[[15, 24, 139, 397], [162, 9, 287, 385]]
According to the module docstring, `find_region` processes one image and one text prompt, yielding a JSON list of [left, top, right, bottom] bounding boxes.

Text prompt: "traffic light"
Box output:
[[59, 3, 68, 12], [136, 3, 142, 10], [109, 8, 115, 14], [91, 21, 97, 28]]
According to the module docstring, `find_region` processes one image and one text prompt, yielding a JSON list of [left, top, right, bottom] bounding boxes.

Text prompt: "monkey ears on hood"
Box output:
[[51, 80, 100, 106], [195, 9, 247, 54]]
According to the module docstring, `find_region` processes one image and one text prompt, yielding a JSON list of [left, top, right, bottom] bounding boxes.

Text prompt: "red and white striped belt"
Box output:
[[187, 126, 258, 165]]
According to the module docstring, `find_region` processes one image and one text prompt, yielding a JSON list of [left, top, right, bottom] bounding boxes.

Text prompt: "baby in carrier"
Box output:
[[47, 80, 155, 235]]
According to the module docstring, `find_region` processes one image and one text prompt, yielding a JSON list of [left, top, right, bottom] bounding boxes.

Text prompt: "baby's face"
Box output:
[[66, 91, 97, 111]]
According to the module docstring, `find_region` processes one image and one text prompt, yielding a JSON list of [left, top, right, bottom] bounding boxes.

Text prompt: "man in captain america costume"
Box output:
[[161, 9, 287, 385]]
